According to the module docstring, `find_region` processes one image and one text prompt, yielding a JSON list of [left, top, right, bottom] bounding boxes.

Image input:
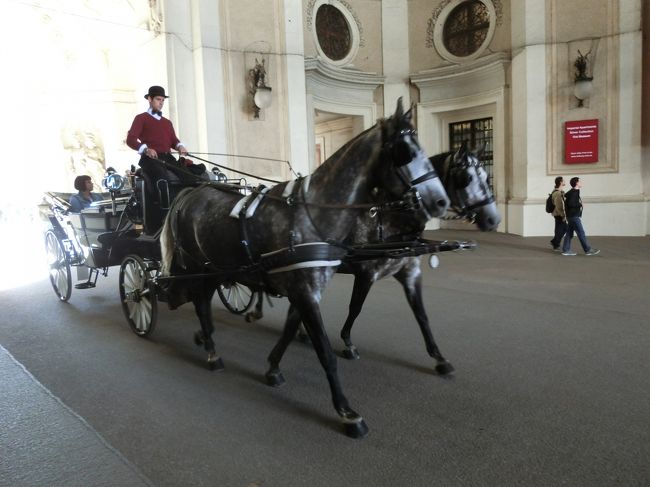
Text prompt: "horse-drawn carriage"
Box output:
[[41, 168, 257, 334], [41, 100, 500, 438]]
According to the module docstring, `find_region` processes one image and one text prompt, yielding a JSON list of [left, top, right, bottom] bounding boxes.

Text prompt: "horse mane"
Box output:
[[311, 122, 382, 177], [428, 150, 453, 179], [428, 151, 453, 166]]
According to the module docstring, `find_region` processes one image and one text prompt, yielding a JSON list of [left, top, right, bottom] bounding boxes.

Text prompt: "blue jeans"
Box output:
[[563, 216, 591, 253]]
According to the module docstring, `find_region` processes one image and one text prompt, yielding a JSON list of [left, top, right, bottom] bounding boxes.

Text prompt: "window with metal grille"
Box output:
[[449, 117, 494, 194], [315, 4, 352, 62], [443, 0, 490, 58]]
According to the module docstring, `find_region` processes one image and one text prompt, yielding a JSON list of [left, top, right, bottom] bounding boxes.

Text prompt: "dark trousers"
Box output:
[[562, 216, 591, 253], [138, 154, 207, 234], [551, 216, 567, 249], [138, 154, 187, 234]]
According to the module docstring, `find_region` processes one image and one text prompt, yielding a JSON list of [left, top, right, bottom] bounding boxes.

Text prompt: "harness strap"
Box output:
[[261, 242, 346, 274], [238, 192, 257, 265], [410, 170, 438, 186]]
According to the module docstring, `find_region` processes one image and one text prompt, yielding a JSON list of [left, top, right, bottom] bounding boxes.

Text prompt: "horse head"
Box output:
[[374, 99, 450, 220], [431, 142, 500, 231]]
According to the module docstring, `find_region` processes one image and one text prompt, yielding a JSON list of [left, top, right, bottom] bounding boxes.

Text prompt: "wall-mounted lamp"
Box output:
[[249, 59, 272, 118], [573, 49, 593, 107]]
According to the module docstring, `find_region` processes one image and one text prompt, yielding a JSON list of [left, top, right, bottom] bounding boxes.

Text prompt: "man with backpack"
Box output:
[[548, 176, 567, 251], [561, 177, 600, 256]]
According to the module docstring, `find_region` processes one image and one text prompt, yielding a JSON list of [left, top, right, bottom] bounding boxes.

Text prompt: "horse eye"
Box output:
[[456, 172, 472, 188], [393, 142, 412, 166]]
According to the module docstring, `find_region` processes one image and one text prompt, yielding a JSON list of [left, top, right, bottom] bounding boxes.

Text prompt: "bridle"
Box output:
[[375, 128, 441, 216], [294, 126, 444, 242], [442, 152, 495, 221]]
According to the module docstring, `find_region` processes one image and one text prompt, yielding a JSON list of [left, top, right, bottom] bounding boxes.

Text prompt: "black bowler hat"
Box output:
[[144, 85, 169, 99]]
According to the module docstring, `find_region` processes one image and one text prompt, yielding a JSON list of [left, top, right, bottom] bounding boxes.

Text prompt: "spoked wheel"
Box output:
[[217, 282, 255, 314], [119, 255, 158, 337], [45, 230, 72, 302]]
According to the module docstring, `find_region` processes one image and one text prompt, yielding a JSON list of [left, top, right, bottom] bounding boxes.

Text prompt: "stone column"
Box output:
[[509, 0, 547, 235], [382, 0, 410, 114], [282, 0, 310, 177], [161, 0, 229, 156]]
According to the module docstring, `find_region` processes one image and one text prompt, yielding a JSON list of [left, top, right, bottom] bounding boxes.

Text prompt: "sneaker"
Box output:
[[561, 251, 577, 256], [552, 247, 561, 252], [585, 248, 600, 256]]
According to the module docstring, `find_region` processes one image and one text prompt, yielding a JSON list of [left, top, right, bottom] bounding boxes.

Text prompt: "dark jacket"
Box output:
[[564, 188, 583, 218]]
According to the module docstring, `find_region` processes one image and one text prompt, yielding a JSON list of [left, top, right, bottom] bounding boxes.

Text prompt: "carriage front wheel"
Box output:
[[217, 282, 255, 314], [45, 230, 72, 302], [119, 255, 158, 337]]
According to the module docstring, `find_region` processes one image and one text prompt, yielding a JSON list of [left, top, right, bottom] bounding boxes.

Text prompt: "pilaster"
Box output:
[[382, 0, 410, 111]]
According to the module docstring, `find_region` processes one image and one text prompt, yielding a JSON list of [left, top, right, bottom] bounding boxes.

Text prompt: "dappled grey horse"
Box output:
[[259, 143, 500, 375], [160, 99, 449, 437]]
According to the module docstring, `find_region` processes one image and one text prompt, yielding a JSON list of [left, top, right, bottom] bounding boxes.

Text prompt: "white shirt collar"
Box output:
[[147, 108, 162, 120]]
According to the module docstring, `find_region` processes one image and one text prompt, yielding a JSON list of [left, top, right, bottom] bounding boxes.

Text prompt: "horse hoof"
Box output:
[[341, 346, 360, 360], [435, 361, 455, 375], [193, 331, 204, 347], [265, 370, 285, 387], [344, 419, 369, 439], [245, 311, 263, 323], [208, 357, 225, 371]]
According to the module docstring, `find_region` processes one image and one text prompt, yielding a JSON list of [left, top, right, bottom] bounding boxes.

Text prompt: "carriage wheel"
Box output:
[[119, 255, 158, 337], [217, 282, 255, 314], [45, 230, 72, 302]]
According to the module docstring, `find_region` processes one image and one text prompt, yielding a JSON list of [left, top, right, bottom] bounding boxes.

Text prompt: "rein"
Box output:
[[188, 151, 299, 178], [187, 153, 284, 184], [438, 152, 495, 221], [169, 124, 444, 273]]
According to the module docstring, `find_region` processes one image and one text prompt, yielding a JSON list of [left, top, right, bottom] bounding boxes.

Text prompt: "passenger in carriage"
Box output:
[[126, 85, 206, 234], [69, 175, 103, 213]]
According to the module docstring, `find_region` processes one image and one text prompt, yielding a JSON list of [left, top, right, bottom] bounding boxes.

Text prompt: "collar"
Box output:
[[147, 108, 162, 120]]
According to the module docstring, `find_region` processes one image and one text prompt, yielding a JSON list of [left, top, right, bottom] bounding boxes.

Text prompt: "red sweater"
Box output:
[[126, 113, 181, 154]]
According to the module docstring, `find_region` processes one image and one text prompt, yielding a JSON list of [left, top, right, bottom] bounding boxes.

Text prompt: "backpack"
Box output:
[[545, 191, 556, 214], [546, 191, 555, 213]]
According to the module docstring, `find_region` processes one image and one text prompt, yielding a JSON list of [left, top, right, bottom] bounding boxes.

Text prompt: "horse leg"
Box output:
[[296, 323, 310, 343], [292, 296, 369, 439], [394, 266, 454, 375], [340, 273, 375, 360], [265, 304, 301, 387], [191, 286, 224, 371], [245, 291, 264, 323]]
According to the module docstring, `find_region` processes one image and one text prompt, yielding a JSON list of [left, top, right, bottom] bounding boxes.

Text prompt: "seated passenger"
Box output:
[[69, 175, 103, 213]]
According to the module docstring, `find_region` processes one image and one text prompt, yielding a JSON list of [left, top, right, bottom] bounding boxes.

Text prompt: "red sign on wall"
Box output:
[[565, 119, 599, 163]]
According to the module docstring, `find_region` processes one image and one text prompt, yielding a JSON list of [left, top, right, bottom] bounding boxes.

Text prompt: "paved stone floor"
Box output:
[[1, 230, 648, 487]]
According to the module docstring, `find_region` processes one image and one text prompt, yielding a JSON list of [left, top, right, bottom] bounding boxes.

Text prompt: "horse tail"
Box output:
[[160, 187, 194, 275], [160, 217, 174, 276]]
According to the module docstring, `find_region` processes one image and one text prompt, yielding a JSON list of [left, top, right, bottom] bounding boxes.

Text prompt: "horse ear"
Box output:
[[403, 104, 414, 124], [457, 140, 469, 158], [474, 141, 487, 158], [394, 97, 404, 120]]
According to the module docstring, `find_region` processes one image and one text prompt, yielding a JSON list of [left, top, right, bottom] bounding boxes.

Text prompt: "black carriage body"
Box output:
[[68, 210, 160, 268]]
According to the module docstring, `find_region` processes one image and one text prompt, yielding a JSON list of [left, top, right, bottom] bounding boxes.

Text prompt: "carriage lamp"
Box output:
[[249, 59, 272, 118], [573, 50, 593, 107]]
